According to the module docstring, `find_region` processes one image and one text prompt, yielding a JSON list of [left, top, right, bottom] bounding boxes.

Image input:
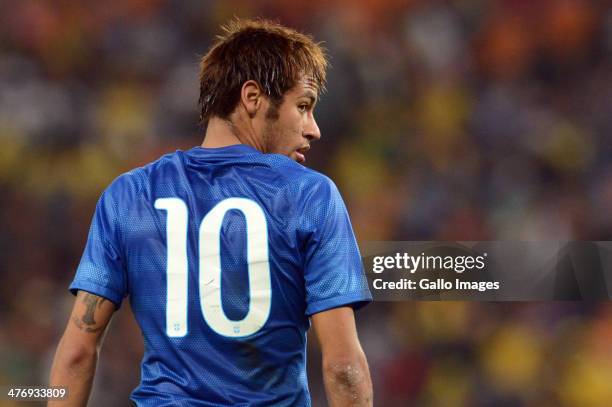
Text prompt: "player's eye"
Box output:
[[298, 104, 308, 113]]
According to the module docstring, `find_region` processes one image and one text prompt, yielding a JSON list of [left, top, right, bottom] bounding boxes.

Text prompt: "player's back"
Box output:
[[70, 145, 371, 406]]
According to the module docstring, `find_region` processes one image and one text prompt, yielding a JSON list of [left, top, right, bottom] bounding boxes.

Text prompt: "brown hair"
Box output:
[[198, 18, 328, 126]]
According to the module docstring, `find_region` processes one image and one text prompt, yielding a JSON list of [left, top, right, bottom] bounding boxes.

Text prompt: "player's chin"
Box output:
[[292, 150, 306, 164]]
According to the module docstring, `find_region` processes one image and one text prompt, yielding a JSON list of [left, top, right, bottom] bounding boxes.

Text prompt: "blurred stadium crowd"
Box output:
[[1, 0, 612, 406]]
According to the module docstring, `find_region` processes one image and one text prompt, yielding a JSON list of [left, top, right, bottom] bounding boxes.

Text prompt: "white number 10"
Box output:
[[154, 197, 272, 338]]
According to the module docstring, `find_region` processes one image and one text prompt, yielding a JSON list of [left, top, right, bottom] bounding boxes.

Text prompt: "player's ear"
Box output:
[[240, 80, 264, 118]]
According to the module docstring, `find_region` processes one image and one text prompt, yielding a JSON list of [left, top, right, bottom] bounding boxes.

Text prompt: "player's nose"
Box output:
[[304, 115, 321, 142]]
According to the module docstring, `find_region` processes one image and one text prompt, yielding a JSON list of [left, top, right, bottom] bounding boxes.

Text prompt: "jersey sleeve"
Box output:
[[300, 175, 372, 316], [69, 175, 131, 308]]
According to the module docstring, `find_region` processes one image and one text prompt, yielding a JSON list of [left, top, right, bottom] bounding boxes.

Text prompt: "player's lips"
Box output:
[[295, 146, 309, 163]]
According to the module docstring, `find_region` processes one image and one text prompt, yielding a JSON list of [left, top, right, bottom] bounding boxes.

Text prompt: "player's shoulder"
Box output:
[[138, 149, 187, 177], [102, 150, 182, 200], [273, 155, 338, 193], [266, 158, 348, 220], [115, 150, 187, 185]]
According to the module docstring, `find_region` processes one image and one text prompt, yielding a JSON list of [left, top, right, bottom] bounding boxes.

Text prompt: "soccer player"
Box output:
[[49, 19, 372, 407]]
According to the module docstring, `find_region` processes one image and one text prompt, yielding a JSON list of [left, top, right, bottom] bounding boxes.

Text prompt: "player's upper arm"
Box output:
[[311, 306, 372, 407], [311, 306, 365, 363], [69, 172, 141, 308], [62, 290, 116, 352], [299, 174, 372, 316]]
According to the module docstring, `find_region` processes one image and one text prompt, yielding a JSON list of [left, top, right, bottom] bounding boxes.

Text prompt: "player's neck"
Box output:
[[202, 116, 263, 151]]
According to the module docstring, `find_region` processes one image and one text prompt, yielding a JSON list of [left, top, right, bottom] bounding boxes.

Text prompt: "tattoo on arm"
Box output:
[[71, 293, 108, 333]]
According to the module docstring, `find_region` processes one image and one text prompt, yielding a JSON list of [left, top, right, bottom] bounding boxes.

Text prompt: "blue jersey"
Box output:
[[70, 144, 371, 406]]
